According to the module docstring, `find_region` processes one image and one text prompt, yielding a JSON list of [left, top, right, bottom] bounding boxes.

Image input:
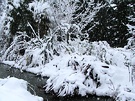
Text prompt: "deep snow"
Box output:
[[2, 47, 135, 101], [0, 0, 135, 101], [0, 77, 43, 101]]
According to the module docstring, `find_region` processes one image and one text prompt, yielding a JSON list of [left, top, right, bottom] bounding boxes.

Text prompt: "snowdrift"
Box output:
[[0, 77, 43, 101]]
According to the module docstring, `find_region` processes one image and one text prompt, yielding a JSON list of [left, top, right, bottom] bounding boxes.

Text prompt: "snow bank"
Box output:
[[2, 40, 135, 100], [38, 54, 132, 97], [23, 52, 134, 100], [0, 77, 43, 101]]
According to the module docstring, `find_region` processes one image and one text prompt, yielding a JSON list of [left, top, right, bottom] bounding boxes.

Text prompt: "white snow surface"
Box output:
[[35, 54, 134, 97], [2, 41, 135, 101], [0, 77, 43, 101], [1, 0, 135, 100], [131, 57, 135, 66]]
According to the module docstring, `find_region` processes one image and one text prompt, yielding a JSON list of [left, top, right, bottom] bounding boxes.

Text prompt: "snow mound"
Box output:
[[33, 53, 133, 100], [0, 77, 43, 101]]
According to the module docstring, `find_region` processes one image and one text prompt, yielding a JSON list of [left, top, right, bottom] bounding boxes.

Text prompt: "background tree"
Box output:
[[0, 0, 52, 57], [72, 0, 105, 41], [8, 0, 51, 41], [47, 0, 78, 43], [73, 0, 133, 47]]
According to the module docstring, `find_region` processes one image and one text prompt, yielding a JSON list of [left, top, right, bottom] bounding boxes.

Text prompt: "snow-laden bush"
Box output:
[[44, 54, 133, 99], [1, 33, 55, 69], [126, 37, 135, 51], [88, 41, 131, 68], [64, 40, 131, 68], [125, 36, 135, 86], [116, 90, 135, 101], [2, 33, 132, 72], [45, 54, 112, 96], [17, 38, 55, 69], [28, 0, 50, 20], [0, 0, 52, 62]]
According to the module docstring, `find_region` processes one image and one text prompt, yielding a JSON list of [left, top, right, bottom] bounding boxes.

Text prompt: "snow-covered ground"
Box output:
[[0, 0, 135, 101], [0, 77, 43, 101], [27, 53, 135, 100], [2, 41, 135, 101]]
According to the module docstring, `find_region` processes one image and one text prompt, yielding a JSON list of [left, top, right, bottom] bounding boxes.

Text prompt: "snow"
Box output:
[[0, 77, 43, 101], [110, 4, 117, 10], [131, 57, 135, 66], [12, 0, 22, 8], [2, 41, 135, 100], [0, 0, 135, 100], [24, 52, 133, 98], [28, 0, 50, 19]]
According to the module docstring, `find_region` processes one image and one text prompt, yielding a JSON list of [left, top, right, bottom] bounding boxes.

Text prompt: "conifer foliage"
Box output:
[[73, 0, 134, 47], [8, 0, 50, 39]]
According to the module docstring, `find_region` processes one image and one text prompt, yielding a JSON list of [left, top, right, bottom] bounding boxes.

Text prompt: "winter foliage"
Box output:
[[0, 0, 135, 101]]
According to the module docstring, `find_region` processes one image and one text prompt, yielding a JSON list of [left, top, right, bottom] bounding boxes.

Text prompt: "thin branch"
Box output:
[[27, 22, 42, 44]]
